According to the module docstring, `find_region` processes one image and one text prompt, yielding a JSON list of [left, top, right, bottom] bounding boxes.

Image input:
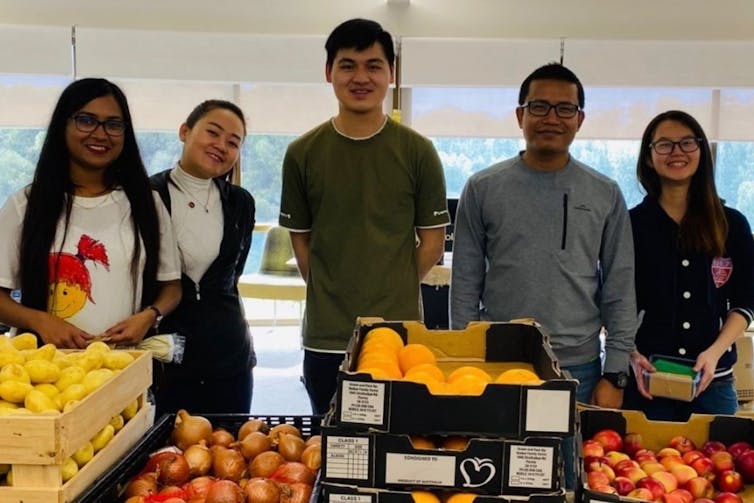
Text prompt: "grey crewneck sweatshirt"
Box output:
[[450, 154, 638, 373]]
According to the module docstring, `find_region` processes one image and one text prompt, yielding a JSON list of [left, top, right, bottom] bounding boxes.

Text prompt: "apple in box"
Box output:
[[592, 429, 623, 453], [701, 440, 727, 457], [627, 487, 653, 501], [669, 435, 697, 454], [610, 476, 635, 496], [734, 448, 754, 482], [715, 492, 743, 503], [716, 470, 743, 493], [667, 488, 694, 503], [711, 450, 735, 474], [727, 441, 752, 460], [636, 476, 666, 501], [623, 431, 643, 457], [582, 439, 605, 458], [683, 476, 714, 499]]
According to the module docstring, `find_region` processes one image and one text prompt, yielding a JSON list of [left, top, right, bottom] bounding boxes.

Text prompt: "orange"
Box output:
[[445, 374, 488, 396], [495, 368, 543, 385], [409, 436, 436, 450], [358, 345, 399, 364], [411, 491, 441, 503], [402, 370, 446, 394], [360, 339, 401, 358], [363, 327, 404, 352], [355, 367, 394, 380], [397, 344, 436, 374], [446, 366, 492, 384], [404, 363, 446, 382], [441, 436, 470, 451], [446, 493, 477, 503], [356, 353, 402, 379]]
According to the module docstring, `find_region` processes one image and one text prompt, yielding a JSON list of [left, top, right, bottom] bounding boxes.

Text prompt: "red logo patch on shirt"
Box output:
[[711, 257, 733, 288]]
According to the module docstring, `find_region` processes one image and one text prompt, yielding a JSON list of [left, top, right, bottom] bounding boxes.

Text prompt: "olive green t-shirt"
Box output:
[[279, 118, 449, 350]]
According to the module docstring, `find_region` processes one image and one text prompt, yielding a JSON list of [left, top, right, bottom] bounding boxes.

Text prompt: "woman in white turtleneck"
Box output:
[[150, 100, 256, 415]]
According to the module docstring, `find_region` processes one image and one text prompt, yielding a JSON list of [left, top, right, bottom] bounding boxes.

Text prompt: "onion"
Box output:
[[268, 424, 301, 448], [205, 479, 244, 503], [124, 497, 145, 503], [210, 428, 236, 448], [173, 409, 213, 451], [248, 450, 285, 478], [238, 419, 269, 440], [157, 453, 191, 486], [236, 431, 272, 461], [278, 433, 306, 462], [124, 472, 158, 498], [185, 476, 216, 499], [279, 482, 313, 503], [161, 499, 188, 503], [305, 435, 321, 447], [243, 477, 280, 503], [300, 444, 321, 472], [270, 462, 316, 485], [185, 441, 213, 476], [212, 447, 246, 482]]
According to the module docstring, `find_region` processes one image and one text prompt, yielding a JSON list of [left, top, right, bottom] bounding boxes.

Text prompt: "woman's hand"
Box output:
[[100, 309, 155, 346], [35, 313, 93, 349], [630, 350, 655, 399], [694, 348, 722, 395]]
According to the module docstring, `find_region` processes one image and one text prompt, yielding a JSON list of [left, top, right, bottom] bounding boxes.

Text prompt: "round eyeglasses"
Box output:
[[71, 113, 127, 136], [650, 137, 702, 155], [521, 100, 581, 118]]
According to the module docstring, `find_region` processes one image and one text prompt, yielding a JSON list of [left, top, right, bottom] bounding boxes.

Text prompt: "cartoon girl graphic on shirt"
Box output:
[[47, 234, 110, 319]]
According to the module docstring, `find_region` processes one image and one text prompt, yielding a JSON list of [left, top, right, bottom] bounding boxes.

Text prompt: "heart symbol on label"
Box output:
[[459, 457, 496, 488]]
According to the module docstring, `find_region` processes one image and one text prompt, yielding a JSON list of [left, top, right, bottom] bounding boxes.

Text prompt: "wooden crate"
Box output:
[[0, 393, 151, 503], [0, 350, 151, 465]]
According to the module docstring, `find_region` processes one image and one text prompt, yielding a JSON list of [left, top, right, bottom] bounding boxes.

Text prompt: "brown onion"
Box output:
[[185, 476, 216, 499], [124, 472, 158, 498], [185, 441, 214, 476], [305, 435, 321, 446], [157, 453, 191, 486], [236, 431, 272, 461], [124, 497, 146, 503], [248, 450, 285, 478], [300, 443, 321, 472], [270, 462, 316, 485], [278, 433, 306, 462], [268, 424, 301, 447], [238, 418, 269, 440], [279, 482, 313, 503], [173, 409, 213, 451], [205, 479, 244, 503], [243, 477, 280, 503], [213, 447, 246, 482], [210, 428, 236, 448]]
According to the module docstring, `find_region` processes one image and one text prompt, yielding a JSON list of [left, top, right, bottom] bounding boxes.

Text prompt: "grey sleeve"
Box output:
[[449, 179, 486, 329]]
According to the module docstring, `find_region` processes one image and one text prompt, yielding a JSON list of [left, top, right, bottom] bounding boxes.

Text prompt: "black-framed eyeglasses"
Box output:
[[521, 100, 581, 118], [70, 113, 127, 136], [649, 137, 702, 155]]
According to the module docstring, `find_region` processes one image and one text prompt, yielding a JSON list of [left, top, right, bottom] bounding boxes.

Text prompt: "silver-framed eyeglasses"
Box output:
[[521, 100, 581, 118], [649, 137, 702, 155], [71, 113, 127, 136]]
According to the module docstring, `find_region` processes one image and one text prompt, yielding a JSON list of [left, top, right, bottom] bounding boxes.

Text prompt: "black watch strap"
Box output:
[[147, 305, 163, 329], [602, 371, 629, 389]]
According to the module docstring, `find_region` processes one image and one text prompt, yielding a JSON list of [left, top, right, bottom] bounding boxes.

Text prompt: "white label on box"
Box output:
[[325, 436, 371, 480], [524, 389, 570, 432], [507, 445, 554, 488], [385, 452, 456, 486], [328, 494, 373, 503], [340, 379, 386, 424]]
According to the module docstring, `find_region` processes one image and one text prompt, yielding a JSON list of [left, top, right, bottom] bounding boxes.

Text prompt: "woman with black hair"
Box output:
[[625, 110, 754, 420], [0, 78, 182, 348], [150, 100, 256, 414]]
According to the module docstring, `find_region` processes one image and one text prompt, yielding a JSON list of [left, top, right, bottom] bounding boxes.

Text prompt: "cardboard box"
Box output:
[[578, 408, 754, 503], [734, 334, 754, 401], [322, 414, 563, 496], [0, 350, 152, 503], [331, 319, 577, 438], [644, 371, 697, 402]]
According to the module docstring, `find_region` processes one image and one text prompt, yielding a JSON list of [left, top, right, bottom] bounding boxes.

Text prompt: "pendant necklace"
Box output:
[[174, 167, 211, 213]]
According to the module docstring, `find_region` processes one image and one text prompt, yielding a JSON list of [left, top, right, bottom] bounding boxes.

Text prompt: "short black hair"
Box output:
[[518, 62, 585, 109], [186, 99, 246, 136], [325, 18, 394, 68]]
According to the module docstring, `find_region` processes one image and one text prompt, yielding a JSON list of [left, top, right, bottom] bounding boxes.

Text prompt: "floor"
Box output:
[[244, 298, 312, 415]]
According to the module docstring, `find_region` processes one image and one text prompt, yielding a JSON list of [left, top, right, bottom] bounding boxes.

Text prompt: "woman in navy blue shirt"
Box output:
[[624, 110, 754, 421]]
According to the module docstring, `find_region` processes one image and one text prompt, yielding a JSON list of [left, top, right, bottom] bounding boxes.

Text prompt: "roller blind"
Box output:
[[0, 24, 71, 76]]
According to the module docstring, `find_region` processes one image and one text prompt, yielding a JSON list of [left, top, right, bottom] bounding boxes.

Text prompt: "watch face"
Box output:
[[617, 373, 628, 388]]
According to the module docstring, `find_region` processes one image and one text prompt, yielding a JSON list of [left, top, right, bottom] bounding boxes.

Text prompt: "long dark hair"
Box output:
[[19, 78, 160, 314], [637, 110, 727, 256]]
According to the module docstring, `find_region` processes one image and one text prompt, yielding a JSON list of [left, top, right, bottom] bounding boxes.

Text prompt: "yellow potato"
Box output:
[[0, 349, 25, 367], [33, 383, 60, 398], [25, 388, 60, 413], [72, 441, 94, 467], [71, 352, 103, 372], [102, 351, 134, 370], [91, 424, 115, 452], [55, 366, 86, 391], [121, 399, 139, 420], [10, 332, 37, 350], [24, 359, 61, 384], [109, 413, 125, 432], [82, 368, 114, 394], [0, 380, 33, 403], [85, 341, 112, 354], [26, 343, 56, 362], [0, 363, 31, 384], [61, 457, 78, 482], [59, 383, 87, 405]]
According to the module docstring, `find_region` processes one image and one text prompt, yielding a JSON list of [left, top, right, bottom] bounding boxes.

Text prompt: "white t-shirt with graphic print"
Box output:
[[0, 188, 181, 336]]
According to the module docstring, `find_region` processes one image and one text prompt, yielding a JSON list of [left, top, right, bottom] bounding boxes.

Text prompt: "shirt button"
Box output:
[[683, 291, 691, 299], [679, 348, 687, 355], [682, 259, 690, 267], [682, 322, 691, 329]]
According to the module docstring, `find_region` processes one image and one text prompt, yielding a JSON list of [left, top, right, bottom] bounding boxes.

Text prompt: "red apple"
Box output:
[[727, 441, 752, 460], [701, 440, 727, 457], [666, 488, 693, 503], [592, 429, 624, 453], [660, 454, 685, 471], [604, 450, 630, 467], [658, 447, 682, 458], [716, 469, 743, 493], [651, 470, 679, 492], [582, 439, 606, 458], [614, 458, 639, 473], [621, 466, 648, 484], [691, 455, 715, 480], [637, 476, 666, 501], [711, 450, 735, 474], [591, 484, 618, 495], [589, 461, 616, 482], [669, 435, 696, 454], [584, 457, 610, 472], [640, 461, 666, 475], [734, 448, 754, 482], [627, 487, 654, 500], [623, 432, 643, 457], [611, 475, 635, 495], [587, 470, 611, 489], [695, 499, 715, 503], [681, 449, 704, 465], [670, 464, 698, 485], [715, 492, 743, 503], [635, 449, 658, 464], [683, 476, 714, 499]]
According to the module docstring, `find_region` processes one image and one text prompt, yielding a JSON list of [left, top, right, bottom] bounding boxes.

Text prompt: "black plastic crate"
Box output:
[[75, 413, 322, 503]]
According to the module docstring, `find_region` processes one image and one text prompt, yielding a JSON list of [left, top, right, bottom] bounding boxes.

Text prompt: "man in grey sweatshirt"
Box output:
[[450, 63, 638, 409]]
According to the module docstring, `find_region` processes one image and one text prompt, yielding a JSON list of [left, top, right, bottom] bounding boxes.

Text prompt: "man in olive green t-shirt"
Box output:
[[279, 18, 449, 415]]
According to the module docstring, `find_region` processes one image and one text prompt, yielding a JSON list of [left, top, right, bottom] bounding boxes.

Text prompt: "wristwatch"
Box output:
[[602, 371, 629, 389], [147, 305, 163, 329]]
